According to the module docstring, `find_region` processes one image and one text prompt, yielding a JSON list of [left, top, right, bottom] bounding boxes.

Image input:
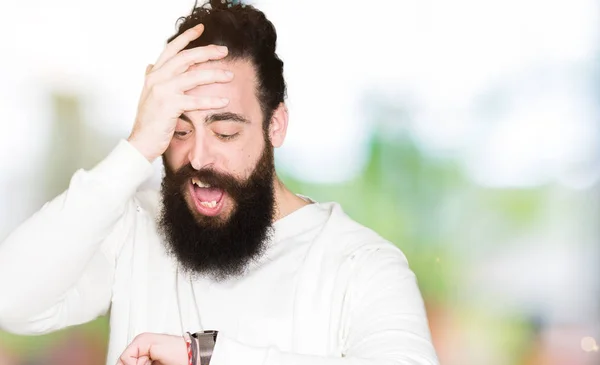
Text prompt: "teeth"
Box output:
[[191, 177, 211, 188], [200, 200, 217, 208]]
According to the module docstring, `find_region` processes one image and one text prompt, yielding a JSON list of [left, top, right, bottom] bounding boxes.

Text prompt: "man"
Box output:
[[0, 1, 439, 365]]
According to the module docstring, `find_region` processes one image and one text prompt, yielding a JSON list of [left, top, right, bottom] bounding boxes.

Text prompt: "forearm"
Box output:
[[210, 334, 436, 365], [0, 140, 153, 324], [208, 249, 439, 365]]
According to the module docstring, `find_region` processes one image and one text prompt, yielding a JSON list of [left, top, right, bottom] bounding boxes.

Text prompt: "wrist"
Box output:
[[184, 333, 195, 365], [127, 135, 159, 163]]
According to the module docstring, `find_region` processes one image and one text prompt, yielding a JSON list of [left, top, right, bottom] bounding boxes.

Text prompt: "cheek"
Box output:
[[223, 141, 262, 178], [165, 140, 188, 169], [243, 138, 267, 173], [222, 148, 248, 177]]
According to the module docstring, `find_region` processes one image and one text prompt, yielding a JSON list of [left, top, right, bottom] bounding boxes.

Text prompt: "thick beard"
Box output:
[[158, 140, 276, 282]]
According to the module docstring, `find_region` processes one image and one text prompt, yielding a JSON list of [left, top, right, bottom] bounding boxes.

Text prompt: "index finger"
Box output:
[[154, 24, 204, 69]]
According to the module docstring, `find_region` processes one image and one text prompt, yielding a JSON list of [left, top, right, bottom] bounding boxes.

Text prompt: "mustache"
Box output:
[[172, 163, 243, 192], [166, 163, 268, 203]]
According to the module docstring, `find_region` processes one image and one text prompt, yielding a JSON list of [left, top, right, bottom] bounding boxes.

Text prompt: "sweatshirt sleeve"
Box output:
[[209, 247, 439, 365], [0, 139, 154, 334]]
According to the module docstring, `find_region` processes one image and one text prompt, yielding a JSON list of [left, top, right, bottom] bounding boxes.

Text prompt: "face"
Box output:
[[165, 59, 266, 220], [158, 59, 285, 280]]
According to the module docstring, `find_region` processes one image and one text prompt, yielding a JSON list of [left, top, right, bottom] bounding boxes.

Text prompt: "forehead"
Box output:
[[186, 59, 260, 118]]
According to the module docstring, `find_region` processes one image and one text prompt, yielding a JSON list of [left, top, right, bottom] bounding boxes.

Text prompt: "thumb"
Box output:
[[145, 64, 154, 75]]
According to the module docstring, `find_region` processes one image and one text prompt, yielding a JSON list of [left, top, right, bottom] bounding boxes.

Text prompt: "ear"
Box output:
[[268, 103, 288, 148]]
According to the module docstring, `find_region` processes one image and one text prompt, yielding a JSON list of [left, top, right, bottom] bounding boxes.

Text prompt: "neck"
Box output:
[[272, 176, 311, 222]]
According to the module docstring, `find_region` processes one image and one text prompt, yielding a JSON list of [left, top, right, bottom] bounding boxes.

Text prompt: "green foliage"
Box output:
[[0, 316, 109, 357], [280, 131, 467, 303]]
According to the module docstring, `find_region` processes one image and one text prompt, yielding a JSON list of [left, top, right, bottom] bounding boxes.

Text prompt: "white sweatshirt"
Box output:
[[0, 140, 439, 365]]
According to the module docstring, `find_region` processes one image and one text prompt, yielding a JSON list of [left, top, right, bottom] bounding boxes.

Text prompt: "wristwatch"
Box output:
[[192, 330, 219, 365]]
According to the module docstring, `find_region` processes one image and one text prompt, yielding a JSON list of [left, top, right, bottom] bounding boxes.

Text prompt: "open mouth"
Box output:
[[188, 177, 226, 217]]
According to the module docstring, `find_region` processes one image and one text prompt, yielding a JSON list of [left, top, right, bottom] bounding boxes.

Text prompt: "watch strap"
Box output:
[[193, 330, 218, 365]]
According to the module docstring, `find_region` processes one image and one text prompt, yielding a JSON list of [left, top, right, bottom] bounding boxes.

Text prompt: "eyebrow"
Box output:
[[179, 112, 251, 125]]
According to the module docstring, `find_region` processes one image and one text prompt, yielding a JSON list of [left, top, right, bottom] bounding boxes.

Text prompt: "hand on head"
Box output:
[[128, 24, 234, 162]]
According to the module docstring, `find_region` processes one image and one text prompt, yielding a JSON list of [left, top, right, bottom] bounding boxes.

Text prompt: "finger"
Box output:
[[118, 352, 135, 365], [118, 356, 132, 365], [119, 350, 148, 365], [158, 44, 229, 78], [145, 64, 154, 75], [118, 343, 148, 365], [170, 68, 234, 92], [135, 356, 151, 365], [154, 24, 204, 68], [178, 95, 230, 112]]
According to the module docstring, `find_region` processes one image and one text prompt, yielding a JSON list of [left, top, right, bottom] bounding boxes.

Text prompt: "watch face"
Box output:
[[194, 330, 218, 341], [206, 330, 218, 341]]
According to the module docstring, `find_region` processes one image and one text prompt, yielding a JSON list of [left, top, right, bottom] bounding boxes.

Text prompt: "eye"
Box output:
[[215, 132, 239, 141], [174, 130, 192, 139]]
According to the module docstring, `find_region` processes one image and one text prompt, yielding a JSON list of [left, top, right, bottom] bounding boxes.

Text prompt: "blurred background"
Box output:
[[0, 0, 599, 364]]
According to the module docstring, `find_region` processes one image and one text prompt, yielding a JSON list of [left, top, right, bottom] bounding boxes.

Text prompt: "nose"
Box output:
[[188, 132, 215, 170]]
